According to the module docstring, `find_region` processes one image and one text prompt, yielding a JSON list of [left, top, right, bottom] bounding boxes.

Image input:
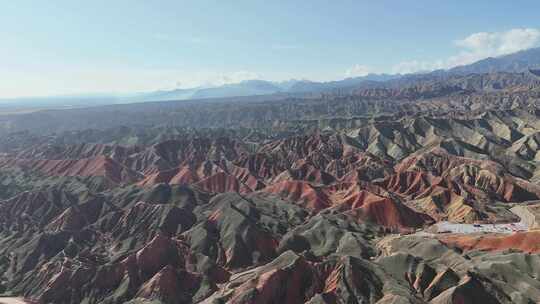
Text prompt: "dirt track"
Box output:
[[0, 298, 27, 304]]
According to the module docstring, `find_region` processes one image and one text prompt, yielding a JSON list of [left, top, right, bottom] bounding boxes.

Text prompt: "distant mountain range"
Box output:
[[124, 47, 540, 102], [447, 47, 540, 75], [128, 74, 401, 102], [3, 47, 540, 108]]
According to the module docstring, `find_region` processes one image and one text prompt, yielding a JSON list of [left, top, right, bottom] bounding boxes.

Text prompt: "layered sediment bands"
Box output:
[[439, 231, 540, 253], [1, 125, 540, 302], [135, 265, 201, 304], [270, 162, 336, 186], [200, 251, 322, 304], [0, 156, 141, 185], [2, 74, 540, 302], [192, 171, 254, 194], [258, 180, 430, 230], [184, 192, 287, 269], [260, 180, 333, 211], [1, 132, 539, 302], [429, 274, 501, 304]]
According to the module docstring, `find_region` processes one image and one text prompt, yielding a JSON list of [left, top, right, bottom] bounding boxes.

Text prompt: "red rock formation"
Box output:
[[261, 180, 331, 211], [270, 162, 336, 185], [356, 196, 431, 230], [136, 265, 201, 304], [223, 162, 265, 190], [202, 251, 322, 304], [138, 160, 265, 192], [378, 170, 439, 198], [439, 231, 540, 253], [134, 234, 182, 278], [234, 153, 287, 180], [193, 171, 253, 194], [330, 152, 394, 181], [0, 156, 141, 184], [46, 198, 103, 231], [262, 180, 431, 230], [138, 167, 187, 187]]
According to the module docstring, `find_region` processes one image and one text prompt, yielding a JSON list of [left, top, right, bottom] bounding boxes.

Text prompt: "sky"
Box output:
[[1, 0, 540, 98]]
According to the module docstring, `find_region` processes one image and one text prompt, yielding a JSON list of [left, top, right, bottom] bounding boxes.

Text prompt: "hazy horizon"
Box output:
[[2, 0, 540, 98]]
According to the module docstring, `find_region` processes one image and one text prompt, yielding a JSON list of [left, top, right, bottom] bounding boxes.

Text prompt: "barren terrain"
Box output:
[[1, 68, 540, 303]]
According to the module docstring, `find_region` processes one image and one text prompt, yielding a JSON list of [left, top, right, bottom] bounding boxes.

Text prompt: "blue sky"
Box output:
[[2, 0, 540, 98]]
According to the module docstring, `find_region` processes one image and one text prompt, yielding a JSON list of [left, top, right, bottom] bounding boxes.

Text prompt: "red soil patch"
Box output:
[[260, 180, 331, 211], [439, 231, 540, 253]]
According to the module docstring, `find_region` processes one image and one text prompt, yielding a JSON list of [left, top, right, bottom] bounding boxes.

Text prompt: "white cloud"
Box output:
[[345, 64, 372, 77], [392, 28, 540, 74], [391, 60, 445, 74], [455, 28, 540, 55]]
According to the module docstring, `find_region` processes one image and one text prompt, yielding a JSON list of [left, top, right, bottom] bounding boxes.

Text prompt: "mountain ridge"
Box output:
[[2, 47, 540, 110]]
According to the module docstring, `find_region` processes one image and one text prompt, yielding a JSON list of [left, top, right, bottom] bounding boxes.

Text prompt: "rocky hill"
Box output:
[[1, 71, 540, 303]]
